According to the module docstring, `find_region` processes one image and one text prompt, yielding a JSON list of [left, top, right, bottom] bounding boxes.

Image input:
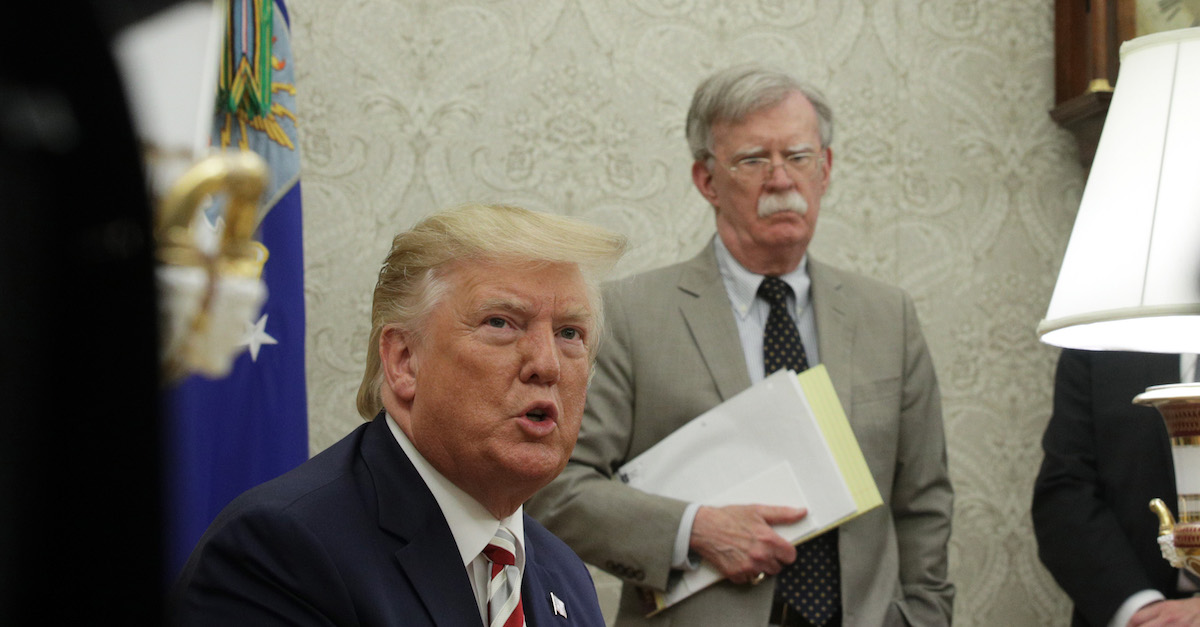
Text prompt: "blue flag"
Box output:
[[165, 0, 307, 578]]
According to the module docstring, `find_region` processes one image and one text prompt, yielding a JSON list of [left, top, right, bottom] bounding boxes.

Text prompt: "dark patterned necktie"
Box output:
[[758, 277, 841, 626]]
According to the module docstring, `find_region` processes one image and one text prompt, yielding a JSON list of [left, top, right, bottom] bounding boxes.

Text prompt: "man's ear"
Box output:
[[691, 160, 720, 208], [818, 146, 833, 193], [380, 326, 417, 403]]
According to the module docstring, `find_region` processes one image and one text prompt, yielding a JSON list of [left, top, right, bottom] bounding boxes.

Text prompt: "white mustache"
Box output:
[[757, 191, 808, 217]]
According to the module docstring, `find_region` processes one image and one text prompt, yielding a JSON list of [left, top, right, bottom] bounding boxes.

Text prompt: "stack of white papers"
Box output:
[[615, 365, 883, 615]]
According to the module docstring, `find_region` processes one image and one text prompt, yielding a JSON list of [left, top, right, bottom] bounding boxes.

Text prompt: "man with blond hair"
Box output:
[[528, 66, 953, 626], [171, 203, 624, 627]]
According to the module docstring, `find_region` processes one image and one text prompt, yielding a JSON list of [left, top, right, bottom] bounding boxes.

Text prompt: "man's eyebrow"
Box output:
[[786, 143, 818, 153], [556, 305, 594, 327], [472, 298, 534, 317], [473, 298, 594, 327], [730, 143, 817, 160], [730, 145, 767, 160]]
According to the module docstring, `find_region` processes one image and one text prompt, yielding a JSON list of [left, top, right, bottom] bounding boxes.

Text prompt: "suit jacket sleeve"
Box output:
[[1031, 349, 1178, 626], [890, 292, 955, 625], [528, 277, 690, 592]]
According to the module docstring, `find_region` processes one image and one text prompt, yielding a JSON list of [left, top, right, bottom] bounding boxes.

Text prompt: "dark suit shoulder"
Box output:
[[219, 420, 370, 517], [1074, 349, 1177, 383], [169, 426, 371, 626], [171, 418, 461, 626]]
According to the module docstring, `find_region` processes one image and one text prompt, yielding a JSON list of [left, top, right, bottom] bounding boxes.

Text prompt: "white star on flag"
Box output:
[[239, 313, 278, 361]]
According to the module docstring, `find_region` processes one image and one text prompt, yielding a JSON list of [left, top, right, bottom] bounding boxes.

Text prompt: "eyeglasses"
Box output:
[[724, 151, 825, 183]]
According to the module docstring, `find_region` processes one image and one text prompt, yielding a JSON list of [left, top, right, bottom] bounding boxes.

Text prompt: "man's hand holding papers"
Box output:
[[690, 504, 806, 585]]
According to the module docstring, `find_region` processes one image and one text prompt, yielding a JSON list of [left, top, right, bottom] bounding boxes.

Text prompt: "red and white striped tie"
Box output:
[[483, 527, 525, 627]]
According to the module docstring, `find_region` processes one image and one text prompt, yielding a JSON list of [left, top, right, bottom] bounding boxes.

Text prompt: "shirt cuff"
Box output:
[[1109, 589, 1166, 627], [671, 503, 701, 570]]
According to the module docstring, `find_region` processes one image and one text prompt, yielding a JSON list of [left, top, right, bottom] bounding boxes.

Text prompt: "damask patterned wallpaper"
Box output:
[[287, 0, 1082, 623]]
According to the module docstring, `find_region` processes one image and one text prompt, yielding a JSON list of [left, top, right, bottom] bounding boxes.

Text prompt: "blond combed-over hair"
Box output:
[[355, 203, 627, 420]]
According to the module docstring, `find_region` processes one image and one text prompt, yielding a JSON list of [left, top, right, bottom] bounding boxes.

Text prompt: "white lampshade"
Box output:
[[1038, 27, 1200, 354]]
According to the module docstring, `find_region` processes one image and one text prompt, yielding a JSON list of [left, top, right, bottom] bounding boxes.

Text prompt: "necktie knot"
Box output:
[[759, 276, 808, 375], [758, 276, 792, 308], [483, 527, 517, 566]]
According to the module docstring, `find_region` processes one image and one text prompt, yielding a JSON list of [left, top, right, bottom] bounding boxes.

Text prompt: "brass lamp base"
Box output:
[[1138, 383, 1200, 576]]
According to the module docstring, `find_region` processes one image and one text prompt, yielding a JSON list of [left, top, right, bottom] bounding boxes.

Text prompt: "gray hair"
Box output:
[[686, 65, 834, 162], [355, 203, 627, 420]]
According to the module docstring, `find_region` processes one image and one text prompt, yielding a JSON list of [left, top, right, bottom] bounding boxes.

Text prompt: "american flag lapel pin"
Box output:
[[550, 591, 567, 618]]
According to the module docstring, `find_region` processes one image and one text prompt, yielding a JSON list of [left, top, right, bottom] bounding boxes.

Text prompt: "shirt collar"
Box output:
[[712, 235, 811, 319], [384, 413, 526, 569]]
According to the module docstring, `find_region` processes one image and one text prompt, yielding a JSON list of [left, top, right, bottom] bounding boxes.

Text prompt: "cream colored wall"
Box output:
[[288, 1, 1081, 624]]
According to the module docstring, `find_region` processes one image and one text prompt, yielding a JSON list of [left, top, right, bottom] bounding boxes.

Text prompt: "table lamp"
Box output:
[[1038, 26, 1200, 576]]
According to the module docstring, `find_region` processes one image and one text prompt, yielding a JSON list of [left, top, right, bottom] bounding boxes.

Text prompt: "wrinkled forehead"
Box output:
[[439, 257, 597, 315], [711, 94, 821, 148]]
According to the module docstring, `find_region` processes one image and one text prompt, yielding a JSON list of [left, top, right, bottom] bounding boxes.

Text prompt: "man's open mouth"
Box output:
[[521, 402, 558, 425]]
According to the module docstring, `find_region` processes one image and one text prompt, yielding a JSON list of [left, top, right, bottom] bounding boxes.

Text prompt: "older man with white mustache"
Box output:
[[529, 65, 954, 627]]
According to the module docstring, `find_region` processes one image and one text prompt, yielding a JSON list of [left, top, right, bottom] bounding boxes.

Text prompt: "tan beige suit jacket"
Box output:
[[528, 241, 953, 626]]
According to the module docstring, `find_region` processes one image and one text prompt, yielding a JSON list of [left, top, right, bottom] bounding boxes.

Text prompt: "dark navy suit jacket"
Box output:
[[170, 415, 606, 626], [1032, 349, 1183, 627]]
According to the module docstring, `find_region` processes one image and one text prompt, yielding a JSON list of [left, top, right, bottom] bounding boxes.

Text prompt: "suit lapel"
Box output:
[[359, 416, 482, 626], [809, 258, 854, 409], [521, 533, 553, 626], [393, 526, 482, 626], [521, 523, 593, 626], [677, 242, 753, 401]]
